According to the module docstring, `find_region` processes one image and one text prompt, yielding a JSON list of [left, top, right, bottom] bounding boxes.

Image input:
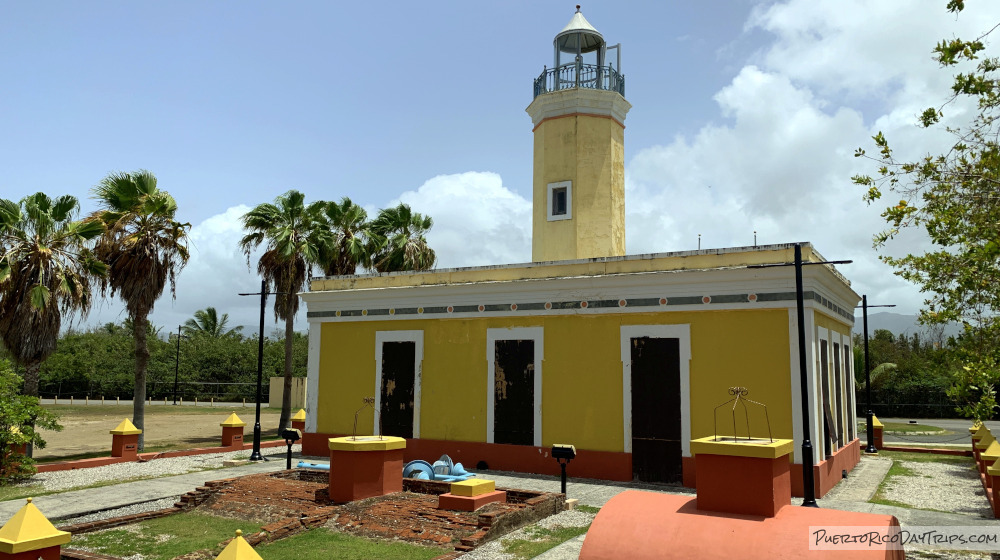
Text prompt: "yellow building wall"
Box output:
[[531, 113, 626, 262], [315, 308, 793, 454]]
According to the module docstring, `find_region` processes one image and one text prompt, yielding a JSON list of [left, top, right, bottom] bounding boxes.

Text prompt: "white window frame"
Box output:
[[547, 181, 572, 221], [374, 330, 424, 438], [486, 327, 543, 447], [620, 324, 692, 457]]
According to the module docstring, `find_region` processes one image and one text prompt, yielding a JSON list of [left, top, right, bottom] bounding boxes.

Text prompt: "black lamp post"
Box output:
[[856, 296, 895, 454], [172, 326, 188, 405], [750, 243, 851, 507], [240, 280, 270, 461]]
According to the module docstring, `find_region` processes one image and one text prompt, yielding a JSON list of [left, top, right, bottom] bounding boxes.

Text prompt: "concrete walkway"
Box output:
[[3, 454, 996, 558], [0, 451, 290, 522]]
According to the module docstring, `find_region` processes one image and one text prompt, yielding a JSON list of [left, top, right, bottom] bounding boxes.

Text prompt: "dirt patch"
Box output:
[[35, 405, 281, 459]]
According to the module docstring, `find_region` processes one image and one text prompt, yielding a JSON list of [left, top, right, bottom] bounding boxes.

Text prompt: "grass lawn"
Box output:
[[857, 420, 947, 434], [70, 512, 260, 560], [869, 450, 975, 511], [501, 525, 591, 559], [257, 528, 443, 560]]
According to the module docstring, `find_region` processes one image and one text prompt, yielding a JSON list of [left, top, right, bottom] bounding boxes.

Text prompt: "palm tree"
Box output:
[[240, 190, 331, 434], [0, 193, 106, 397], [183, 307, 242, 338], [369, 203, 436, 273], [319, 197, 372, 276], [90, 170, 190, 450]]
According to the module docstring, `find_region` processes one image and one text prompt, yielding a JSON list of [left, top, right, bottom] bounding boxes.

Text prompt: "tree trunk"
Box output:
[[133, 312, 149, 451], [22, 361, 41, 397], [278, 296, 294, 436], [23, 360, 41, 458]]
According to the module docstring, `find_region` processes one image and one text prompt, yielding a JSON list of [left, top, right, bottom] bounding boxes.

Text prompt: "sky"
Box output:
[[2, 1, 998, 336]]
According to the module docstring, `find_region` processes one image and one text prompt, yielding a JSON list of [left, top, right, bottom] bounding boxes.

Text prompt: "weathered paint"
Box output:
[[531, 109, 626, 261], [313, 308, 795, 456], [310, 244, 828, 293]]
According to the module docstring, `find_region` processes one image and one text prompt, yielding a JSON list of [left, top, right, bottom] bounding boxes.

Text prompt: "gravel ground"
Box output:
[[457, 509, 596, 560], [20, 445, 298, 493], [881, 459, 992, 519]]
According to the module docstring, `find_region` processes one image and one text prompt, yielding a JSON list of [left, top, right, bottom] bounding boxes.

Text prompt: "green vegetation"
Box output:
[[258, 528, 442, 560], [575, 504, 601, 514], [854, 328, 953, 418], [0, 192, 107, 397], [71, 512, 258, 560], [5, 324, 308, 402], [0, 359, 61, 482], [853, 2, 1000, 421], [502, 525, 591, 559]]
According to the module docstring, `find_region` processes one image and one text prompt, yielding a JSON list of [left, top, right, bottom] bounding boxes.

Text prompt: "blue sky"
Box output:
[[2, 1, 997, 334]]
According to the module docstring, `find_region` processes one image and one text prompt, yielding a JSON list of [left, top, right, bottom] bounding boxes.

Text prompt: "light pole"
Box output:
[[856, 296, 895, 454], [238, 279, 286, 462], [750, 243, 851, 507], [172, 326, 188, 405]]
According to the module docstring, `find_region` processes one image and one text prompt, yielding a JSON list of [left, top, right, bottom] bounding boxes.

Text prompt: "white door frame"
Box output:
[[620, 324, 692, 457], [486, 327, 543, 447]]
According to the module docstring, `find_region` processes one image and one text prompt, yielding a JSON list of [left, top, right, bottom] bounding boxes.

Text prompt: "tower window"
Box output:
[[547, 181, 572, 221]]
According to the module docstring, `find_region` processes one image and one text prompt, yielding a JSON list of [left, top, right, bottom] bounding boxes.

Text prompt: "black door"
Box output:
[[630, 337, 682, 483], [494, 339, 534, 446], [380, 341, 415, 439], [834, 342, 844, 447]]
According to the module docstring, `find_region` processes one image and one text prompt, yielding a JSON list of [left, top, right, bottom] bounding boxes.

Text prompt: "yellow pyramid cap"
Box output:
[[870, 415, 883, 429], [973, 424, 990, 440], [988, 458, 1000, 477], [220, 413, 247, 428], [216, 530, 262, 560], [0, 498, 71, 554], [110, 418, 142, 435], [291, 409, 306, 422], [982, 440, 1000, 462], [977, 432, 996, 450]]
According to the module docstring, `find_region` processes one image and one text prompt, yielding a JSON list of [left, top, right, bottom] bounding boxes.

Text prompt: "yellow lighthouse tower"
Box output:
[[527, 6, 631, 262]]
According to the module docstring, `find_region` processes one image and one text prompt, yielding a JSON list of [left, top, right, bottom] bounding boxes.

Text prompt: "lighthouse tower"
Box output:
[[527, 6, 631, 262]]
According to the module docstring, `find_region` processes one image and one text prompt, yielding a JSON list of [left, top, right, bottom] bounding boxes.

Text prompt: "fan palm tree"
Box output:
[[183, 307, 242, 338], [0, 193, 106, 397], [90, 170, 190, 450], [369, 203, 436, 273], [319, 197, 372, 276], [240, 190, 332, 434]]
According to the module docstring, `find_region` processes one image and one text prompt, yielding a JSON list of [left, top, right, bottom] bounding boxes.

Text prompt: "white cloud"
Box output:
[[393, 172, 533, 268]]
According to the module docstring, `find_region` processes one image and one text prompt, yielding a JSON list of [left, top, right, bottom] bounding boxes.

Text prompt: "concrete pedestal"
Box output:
[[291, 409, 306, 434], [220, 413, 247, 448], [110, 418, 142, 459], [691, 437, 793, 518], [328, 436, 406, 503]]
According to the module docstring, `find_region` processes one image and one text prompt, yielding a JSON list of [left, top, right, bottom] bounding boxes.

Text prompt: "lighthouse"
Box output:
[[527, 6, 631, 262]]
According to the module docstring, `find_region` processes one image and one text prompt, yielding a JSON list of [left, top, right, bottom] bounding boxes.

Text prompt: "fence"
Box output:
[[37, 379, 275, 403]]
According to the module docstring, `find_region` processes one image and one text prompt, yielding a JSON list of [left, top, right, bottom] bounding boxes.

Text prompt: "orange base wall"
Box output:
[[302, 433, 861, 494], [303, 433, 632, 481]]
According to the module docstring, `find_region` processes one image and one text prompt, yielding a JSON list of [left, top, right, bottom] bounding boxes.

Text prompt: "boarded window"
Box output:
[[493, 339, 534, 446], [834, 342, 844, 448]]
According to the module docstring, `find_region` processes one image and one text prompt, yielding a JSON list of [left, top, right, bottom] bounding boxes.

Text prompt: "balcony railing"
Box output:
[[533, 63, 625, 99]]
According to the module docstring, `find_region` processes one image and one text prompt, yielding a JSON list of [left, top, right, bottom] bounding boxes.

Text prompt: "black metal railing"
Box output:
[[533, 63, 625, 98]]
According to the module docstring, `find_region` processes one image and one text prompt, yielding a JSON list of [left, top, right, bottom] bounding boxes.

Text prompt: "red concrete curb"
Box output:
[[36, 440, 287, 472]]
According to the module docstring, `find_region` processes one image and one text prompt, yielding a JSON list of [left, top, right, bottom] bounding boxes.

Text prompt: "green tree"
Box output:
[[90, 170, 190, 449], [0, 193, 106, 397], [240, 190, 331, 433], [0, 359, 61, 483], [183, 307, 242, 339], [320, 197, 372, 276], [853, 3, 1000, 420], [370, 203, 436, 272]]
